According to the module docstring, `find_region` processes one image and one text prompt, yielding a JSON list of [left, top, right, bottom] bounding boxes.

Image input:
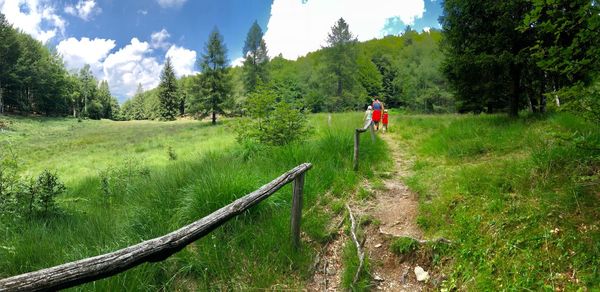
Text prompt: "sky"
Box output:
[[0, 0, 443, 102]]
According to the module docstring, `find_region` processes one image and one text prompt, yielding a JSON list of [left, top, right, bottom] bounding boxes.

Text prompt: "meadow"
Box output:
[[0, 113, 386, 290], [1, 112, 598, 290], [390, 112, 599, 290]]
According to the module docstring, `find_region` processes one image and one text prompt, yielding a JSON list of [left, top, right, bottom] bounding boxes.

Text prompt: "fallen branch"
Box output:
[[345, 204, 365, 286]]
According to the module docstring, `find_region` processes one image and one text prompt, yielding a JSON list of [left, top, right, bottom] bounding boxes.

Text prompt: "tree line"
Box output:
[[442, 0, 600, 118], [0, 13, 119, 119], [120, 19, 453, 122], [3, 1, 598, 121]]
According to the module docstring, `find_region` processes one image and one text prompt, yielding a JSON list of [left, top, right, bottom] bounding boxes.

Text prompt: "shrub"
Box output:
[[1, 151, 66, 218], [235, 84, 311, 146], [34, 170, 66, 214], [167, 146, 177, 160]]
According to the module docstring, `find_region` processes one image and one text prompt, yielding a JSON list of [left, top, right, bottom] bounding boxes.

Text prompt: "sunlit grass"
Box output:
[[389, 112, 599, 290], [0, 113, 387, 290]]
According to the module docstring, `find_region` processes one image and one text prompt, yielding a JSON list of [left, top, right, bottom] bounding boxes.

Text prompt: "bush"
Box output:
[[0, 151, 66, 218], [235, 84, 311, 146]]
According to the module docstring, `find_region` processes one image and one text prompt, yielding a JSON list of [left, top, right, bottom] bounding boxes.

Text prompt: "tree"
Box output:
[[0, 13, 20, 114], [77, 64, 97, 117], [242, 21, 269, 93], [521, 0, 600, 114], [324, 18, 361, 110], [194, 27, 231, 124], [441, 0, 533, 116], [97, 80, 114, 119], [158, 57, 179, 120]]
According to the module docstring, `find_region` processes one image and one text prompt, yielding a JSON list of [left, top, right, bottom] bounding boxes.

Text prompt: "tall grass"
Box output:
[[0, 113, 386, 290], [390, 112, 599, 290]]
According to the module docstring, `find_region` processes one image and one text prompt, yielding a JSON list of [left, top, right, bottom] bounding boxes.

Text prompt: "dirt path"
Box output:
[[361, 133, 428, 291], [306, 216, 346, 291], [307, 132, 430, 291]]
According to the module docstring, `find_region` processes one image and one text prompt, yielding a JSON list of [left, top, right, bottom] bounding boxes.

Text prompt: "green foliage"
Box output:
[[235, 84, 311, 146], [441, 0, 531, 116], [442, 0, 600, 117], [190, 28, 232, 124], [323, 18, 363, 111], [242, 21, 269, 93], [34, 170, 66, 214], [158, 57, 179, 121], [0, 151, 65, 218], [0, 12, 119, 118], [390, 237, 419, 255]]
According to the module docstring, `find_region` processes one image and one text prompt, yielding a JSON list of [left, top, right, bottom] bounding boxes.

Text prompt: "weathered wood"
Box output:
[[0, 163, 312, 292], [353, 130, 360, 171], [346, 204, 365, 285], [291, 172, 305, 250], [353, 120, 372, 171]]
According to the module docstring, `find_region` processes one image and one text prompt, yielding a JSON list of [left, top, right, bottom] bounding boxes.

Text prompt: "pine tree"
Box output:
[[158, 57, 179, 120], [242, 21, 269, 93], [324, 18, 361, 110], [77, 64, 97, 118], [195, 27, 231, 125]]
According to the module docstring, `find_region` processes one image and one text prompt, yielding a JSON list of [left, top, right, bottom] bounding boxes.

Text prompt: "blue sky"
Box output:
[[0, 0, 443, 102]]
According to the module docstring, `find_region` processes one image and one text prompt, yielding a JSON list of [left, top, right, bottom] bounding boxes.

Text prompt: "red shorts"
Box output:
[[372, 110, 381, 122]]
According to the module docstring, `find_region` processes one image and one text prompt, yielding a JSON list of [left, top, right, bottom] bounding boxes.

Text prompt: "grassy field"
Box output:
[[389, 112, 599, 290], [0, 113, 387, 290]]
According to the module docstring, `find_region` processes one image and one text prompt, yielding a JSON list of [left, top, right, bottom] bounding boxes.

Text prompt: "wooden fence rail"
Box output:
[[0, 163, 312, 292], [353, 119, 375, 171]]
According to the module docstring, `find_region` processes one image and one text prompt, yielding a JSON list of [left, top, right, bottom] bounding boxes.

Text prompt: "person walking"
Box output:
[[364, 105, 373, 123], [382, 109, 389, 132], [372, 97, 384, 131]]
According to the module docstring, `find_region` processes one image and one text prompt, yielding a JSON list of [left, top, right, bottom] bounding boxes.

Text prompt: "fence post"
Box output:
[[353, 129, 360, 171], [291, 172, 305, 250]]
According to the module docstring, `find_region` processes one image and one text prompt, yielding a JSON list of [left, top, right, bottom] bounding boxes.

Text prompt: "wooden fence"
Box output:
[[0, 163, 312, 292], [353, 119, 375, 170]]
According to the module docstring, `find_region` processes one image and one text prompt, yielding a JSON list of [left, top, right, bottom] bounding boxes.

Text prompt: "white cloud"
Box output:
[[151, 28, 170, 50], [56, 37, 115, 76], [231, 57, 245, 68], [0, 0, 66, 43], [423, 27, 431, 33], [64, 0, 101, 21], [156, 0, 187, 8], [102, 38, 163, 99], [137, 9, 148, 15], [165, 45, 197, 77], [264, 0, 425, 59]]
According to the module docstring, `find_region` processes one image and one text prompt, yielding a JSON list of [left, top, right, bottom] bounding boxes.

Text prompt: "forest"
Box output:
[[1, 0, 599, 290]]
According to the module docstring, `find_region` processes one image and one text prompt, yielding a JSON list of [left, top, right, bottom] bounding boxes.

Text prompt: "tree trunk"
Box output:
[[0, 82, 4, 114], [527, 95, 534, 113], [212, 110, 216, 125], [509, 63, 521, 117], [539, 77, 546, 113]]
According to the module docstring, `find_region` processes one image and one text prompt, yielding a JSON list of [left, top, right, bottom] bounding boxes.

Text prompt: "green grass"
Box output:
[[0, 113, 387, 290], [389, 112, 599, 290], [390, 237, 419, 256], [0, 116, 235, 184]]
